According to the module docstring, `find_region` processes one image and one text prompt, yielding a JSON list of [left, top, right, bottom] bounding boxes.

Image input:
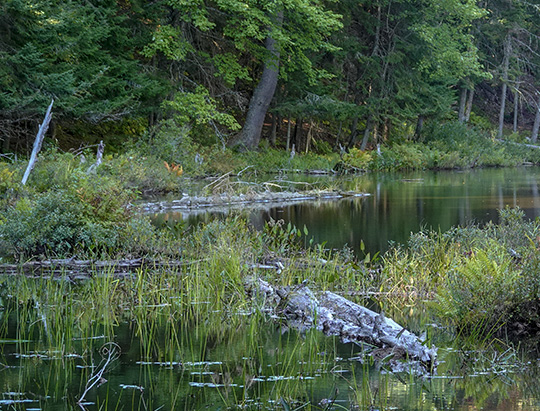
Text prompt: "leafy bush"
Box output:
[[0, 190, 102, 256], [0, 170, 160, 258], [382, 207, 540, 334], [342, 148, 372, 169], [0, 162, 20, 205]]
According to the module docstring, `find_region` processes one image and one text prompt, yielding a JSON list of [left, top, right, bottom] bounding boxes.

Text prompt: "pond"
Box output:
[[153, 166, 540, 255], [2, 167, 540, 410]]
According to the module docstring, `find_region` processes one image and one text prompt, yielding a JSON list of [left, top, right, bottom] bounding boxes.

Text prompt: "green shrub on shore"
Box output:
[[337, 122, 540, 172], [380, 207, 540, 334]]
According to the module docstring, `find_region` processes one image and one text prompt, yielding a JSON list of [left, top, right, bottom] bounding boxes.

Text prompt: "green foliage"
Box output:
[[163, 86, 241, 132], [381, 207, 540, 334], [0, 162, 21, 205], [0, 0, 164, 130], [437, 245, 521, 330], [0, 152, 171, 258], [263, 219, 305, 255], [100, 151, 182, 193], [342, 148, 372, 170]]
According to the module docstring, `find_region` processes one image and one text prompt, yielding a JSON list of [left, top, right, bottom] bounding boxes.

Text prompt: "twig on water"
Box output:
[[78, 342, 121, 409]]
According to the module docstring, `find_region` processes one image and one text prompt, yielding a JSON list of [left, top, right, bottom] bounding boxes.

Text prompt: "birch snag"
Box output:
[[87, 140, 105, 174], [498, 35, 512, 139], [21, 99, 54, 185], [465, 87, 474, 123], [513, 84, 519, 133], [458, 88, 467, 123], [531, 95, 540, 143]]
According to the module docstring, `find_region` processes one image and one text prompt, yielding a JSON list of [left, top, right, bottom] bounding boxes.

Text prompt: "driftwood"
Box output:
[[0, 258, 187, 278], [21, 99, 54, 185], [140, 190, 368, 213], [248, 278, 437, 374]]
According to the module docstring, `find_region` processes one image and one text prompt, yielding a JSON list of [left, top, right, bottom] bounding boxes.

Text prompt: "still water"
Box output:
[[155, 167, 540, 255], [2, 167, 540, 410]]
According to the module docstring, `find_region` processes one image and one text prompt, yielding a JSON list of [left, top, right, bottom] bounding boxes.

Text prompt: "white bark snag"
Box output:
[[87, 140, 105, 174], [531, 95, 540, 143], [21, 99, 54, 185], [513, 85, 520, 133], [465, 87, 474, 123], [249, 279, 438, 374], [498, 35, 512, 139], [458, 87, 467, 123]]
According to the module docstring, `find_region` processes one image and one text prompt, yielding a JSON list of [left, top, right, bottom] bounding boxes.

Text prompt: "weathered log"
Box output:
[[247, 278, 437, 374]]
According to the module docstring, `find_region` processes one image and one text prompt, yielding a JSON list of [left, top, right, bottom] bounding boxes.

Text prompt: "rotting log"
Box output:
[[0, 258, 188, 278], [139, 190, 369, 213], [247, 278, 438, 374]]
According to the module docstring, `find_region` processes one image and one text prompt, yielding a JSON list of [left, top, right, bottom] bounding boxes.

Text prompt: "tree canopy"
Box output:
[[2, 0, 540, 152]]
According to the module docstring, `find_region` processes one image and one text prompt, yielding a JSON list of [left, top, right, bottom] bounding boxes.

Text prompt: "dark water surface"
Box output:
[[154, 167, 540, 255], [3, 168, 540, 410], [267, 167, 540, 255]]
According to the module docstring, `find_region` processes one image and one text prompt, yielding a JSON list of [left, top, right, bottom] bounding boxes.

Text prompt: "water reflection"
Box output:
[[152, 167, 540, 255]]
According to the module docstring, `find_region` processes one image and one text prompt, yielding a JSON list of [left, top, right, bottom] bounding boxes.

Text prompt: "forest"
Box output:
[[3, 0, 540, 156]]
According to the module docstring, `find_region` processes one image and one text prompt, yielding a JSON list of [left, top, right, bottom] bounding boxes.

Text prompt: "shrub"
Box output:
[[436, 244, 522, 330], [342, 148, 372, 169], [0, 170, 156, 258]]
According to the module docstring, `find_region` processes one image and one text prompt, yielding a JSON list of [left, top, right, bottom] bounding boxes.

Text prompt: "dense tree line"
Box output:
[[2, 0, 540, 153]]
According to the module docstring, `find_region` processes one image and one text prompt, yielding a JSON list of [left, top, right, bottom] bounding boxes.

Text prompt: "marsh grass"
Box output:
[[1, 207, 539, 408]]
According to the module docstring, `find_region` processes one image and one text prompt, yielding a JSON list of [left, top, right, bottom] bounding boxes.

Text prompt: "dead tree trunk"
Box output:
[[498, 35, 512, 139], [531, 94, 540, 143], [360, 115, 373, 150], [465, 86, 474, 123], [513, 84, 520, 133], [458, 87, 467, 123], [21, 99, 54, 185], [286, 116, 292, 152], [248, 278, 438, 374], [305, 121, 314, 154]]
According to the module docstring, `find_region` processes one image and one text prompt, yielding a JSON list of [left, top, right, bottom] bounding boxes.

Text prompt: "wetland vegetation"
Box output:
[[2, 152, 540, 408], [5, 0, 540, 408]]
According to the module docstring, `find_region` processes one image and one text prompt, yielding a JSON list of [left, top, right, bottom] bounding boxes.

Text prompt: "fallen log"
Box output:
[[0, 258, 189, 277], [247, 278, 437, 374]]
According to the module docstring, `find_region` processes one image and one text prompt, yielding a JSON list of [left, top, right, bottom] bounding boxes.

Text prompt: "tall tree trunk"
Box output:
[[531, 95, 540, 143], [465, 87, 474, 123], [334, 121, 343, 150], [458, 88, 467, 123], [513, 84, 519, 133], [360, 115, 373, 150], [414, 115, 424, 141], [305, 121, 314, 154], [238, 12, 283, 150], [498, 35, 512, 139], [286, 116, 291, 152], [293, 117, 303, 150], [347, 116, 359, 149], [270, 114, 278, 147]]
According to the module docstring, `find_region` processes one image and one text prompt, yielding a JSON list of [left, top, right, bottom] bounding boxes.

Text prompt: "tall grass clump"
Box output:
[[380, 207, 540, 335]]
